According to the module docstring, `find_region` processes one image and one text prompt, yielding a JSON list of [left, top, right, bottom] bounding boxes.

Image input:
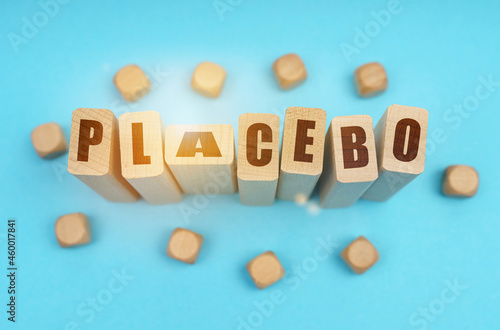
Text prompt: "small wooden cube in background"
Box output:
[[341, 236, 379, 274], [246, 251, 285, 289], [114, 64, 151, 102], [167, 228, 204, 264], [191, 62, 227, 98], [55, 213, 92, 248], [31, 122, 67, 159], [272, 53, 307, 90], [442, 165, 479, 197], [354, 62, 387, 97]]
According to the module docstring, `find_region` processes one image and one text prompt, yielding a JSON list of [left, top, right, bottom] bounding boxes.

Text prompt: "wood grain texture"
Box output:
[[442, 165, 479, 197], [119, 111, 182, 205], [272, 53, 307, 90], [55, 213, 91, 248], [237, 113, 280, 206], [114, 64, 151, 102], [354, 62, 388, 97], [362, 104, 428, 201], [191, 62, 227, 98], [318, 115, 378, 208], [276, 107, 327, 201], [164, 124, 237, 194], [341, 236, 379, 274], [246, 251, 285, 289], [68, 108, 140, 202], [166, 228, 204, 264], [31, 122, 67, 158]]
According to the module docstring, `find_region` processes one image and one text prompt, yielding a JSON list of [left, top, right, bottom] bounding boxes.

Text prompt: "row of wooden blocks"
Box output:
[[113, 56, 387, 101], [32, 105, 480, 204], [60, 104, 428, 207], [55, 213, 379, 288]]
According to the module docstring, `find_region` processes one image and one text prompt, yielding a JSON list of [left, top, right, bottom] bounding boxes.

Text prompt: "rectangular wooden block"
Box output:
[[119, 111, 182, 204], [67, 108, 140, 202], [362, 104, 429, 201], [276, 107, 327, 201], [164, 124, 237, 194], [237, 113, 280, 206], [318, 115, 378, 208]]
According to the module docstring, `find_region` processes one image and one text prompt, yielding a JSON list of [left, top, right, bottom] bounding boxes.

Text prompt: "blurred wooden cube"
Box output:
[[55, 213, 91, 248], [272, 53, 307, 90], [114, 64, 151, 102], [341, 236, 379, 274], [442, 165, 479, 197], [246, 251, 285, 289], [31, 122, 67, 159], [191, 62, 227, 98], [354, 62, 387, 97], [167, 228, 204, 264]]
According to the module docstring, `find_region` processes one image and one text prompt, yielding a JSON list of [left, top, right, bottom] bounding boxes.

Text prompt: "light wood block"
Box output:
[[276, 107, 327, 201], [31, 122, 67, 158], [318, 115, 378, 208], [341, 236, 379, 274], [119, 111, 182, 204], [272, 53, 307, 90], [114, 64, 151, 102], [354, 62, 388, 97], [166, 228, 204, 264], [191, 62, 227, 98], [68, 108, 140, 203], [442, 165, 479, 197], [246, 251, 285, 289], [237, 113, 280, 206], [164, 124, 237, 194], [362, 105, 428, 201], [55, 213, 91, 248]]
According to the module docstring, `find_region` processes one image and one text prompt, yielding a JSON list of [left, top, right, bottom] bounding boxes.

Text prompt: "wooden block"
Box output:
[[318, 115, 378, 208], [114, 64, 151, 102], [55, 213, 91, 248], [166, 228, 204, 264], [246, 251, 285, 289], [276, 107, 327, 201], [68, 108, 140, 203], [119, 111, 182, 204], [164, 124, 237, 194], [362, 105, 428, 201], [442, 165, 479, 197], [31, 122, 67, 158], [354, 62, 388, 97], [272, 53, 307, 90], [341, 236, 379, 274], [237, 113, 280, 206], [191, 62, 227, 98]]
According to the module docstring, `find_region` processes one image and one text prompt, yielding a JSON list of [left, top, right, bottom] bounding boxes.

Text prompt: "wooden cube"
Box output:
[[167, 228, 204, 264], [114, 65, 151, 102], [119, 111, 182, 205], [68, 108, 140, 203], [164, 124, 237, 194], [354, 62, 388, 97], [341, 236, 379, 274], [272, 53, 307, 90], [31, 122, 67, 159], [55, 213, 92, 248], [191, 62, 227, 98], [246, 251, 285, 289], [276, 107, 327, 201], [318, 115, 379, 208], [442, 165, 479, 197], [237, 113, 280, 206], [362, 105, 428, 201]]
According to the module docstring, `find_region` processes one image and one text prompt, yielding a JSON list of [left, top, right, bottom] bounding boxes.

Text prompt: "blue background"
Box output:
[[1, 0, 499, 329]]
